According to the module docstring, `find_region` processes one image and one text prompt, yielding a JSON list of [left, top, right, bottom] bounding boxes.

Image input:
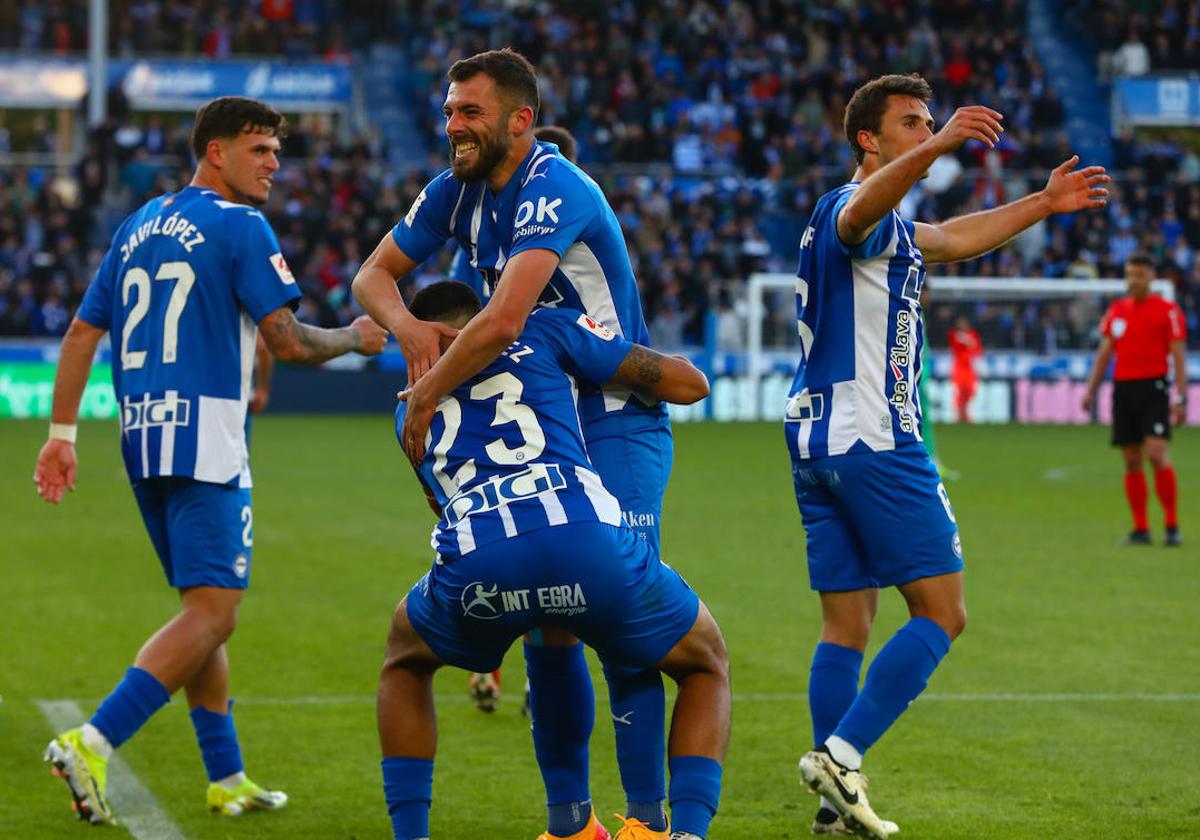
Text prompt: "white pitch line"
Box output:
[[36, 700, 189, 840], [208, 691, 1200, 706]]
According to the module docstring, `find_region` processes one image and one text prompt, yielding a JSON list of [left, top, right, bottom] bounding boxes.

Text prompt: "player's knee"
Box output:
[[820, 620, 872, 651], [382, 599, 437, 674], [181, 587, 240, 642], [939, 603, 967, 641], [660, 603, 729, 686]]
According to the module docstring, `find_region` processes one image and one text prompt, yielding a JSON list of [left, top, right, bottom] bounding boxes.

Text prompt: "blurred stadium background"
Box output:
[[2, 2, 1199, 839], [0, 0, 1198, 423]]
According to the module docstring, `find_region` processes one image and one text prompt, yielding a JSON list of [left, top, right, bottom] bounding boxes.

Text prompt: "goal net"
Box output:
[[742, 273, 1176, 424]]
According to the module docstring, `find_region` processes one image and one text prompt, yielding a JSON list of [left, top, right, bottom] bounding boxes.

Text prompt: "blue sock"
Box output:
[[89, 667, 171, 748], [809, 642, 863, 746], [189, 701, 244, 782], [834, 617, 952, 755], [602, 659, 667, 825], [381, 756, 433, 840], [525, 643, 593, 806], [668, 755, 722, 838], [547, 799, 592, 837]]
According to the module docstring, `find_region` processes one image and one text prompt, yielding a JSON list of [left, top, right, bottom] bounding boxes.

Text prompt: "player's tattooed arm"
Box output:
[[258, 306, 387, 365], [611, 345, 709, 405]]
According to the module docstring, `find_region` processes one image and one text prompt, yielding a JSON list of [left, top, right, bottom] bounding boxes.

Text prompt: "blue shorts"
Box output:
[[132, 477, 254, 590], [405, 521, 699, 673], [587, 425, 673, 554], [790, 444, 963, 592]]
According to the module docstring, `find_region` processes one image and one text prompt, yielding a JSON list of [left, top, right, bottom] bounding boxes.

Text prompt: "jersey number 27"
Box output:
[[120, 261, 196, 370]]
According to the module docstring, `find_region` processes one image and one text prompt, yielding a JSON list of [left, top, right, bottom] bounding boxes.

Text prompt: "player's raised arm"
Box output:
[[351, 234, 458, 385], [33, 316, 106, 504], [915, 155, 1109, 264], [258, 306, 387, 364], [840, 103, 1003, 246], [610, 346, 710, 405]]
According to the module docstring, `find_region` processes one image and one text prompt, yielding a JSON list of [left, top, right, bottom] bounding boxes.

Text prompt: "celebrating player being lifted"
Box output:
[[785, 74, 1109, 838], [378, 281, 728, 840], [353, 50, 680, 840], [33, 96, 387, 826], [1082, 253, 1187, 546]]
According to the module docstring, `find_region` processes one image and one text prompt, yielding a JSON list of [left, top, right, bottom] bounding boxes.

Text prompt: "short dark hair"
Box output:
[[448, 48, 540, 120], [191, 96, 287, 161], [844, 74, 933, 164], [535, 125, 577, 162], [410, 280, 482, 324], [1125, 252, 1155, 270]]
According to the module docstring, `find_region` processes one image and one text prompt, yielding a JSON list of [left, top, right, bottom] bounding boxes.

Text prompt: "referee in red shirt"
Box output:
[[1083, 254, 1188, 546]]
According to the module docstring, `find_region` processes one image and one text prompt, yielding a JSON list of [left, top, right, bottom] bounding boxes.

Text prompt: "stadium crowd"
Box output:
[[1, 0, 1198, 351]]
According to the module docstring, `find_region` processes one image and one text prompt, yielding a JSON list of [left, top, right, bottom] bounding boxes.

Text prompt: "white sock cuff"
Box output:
[[824, 735, 863, 770], [80, 723, 114, 759]]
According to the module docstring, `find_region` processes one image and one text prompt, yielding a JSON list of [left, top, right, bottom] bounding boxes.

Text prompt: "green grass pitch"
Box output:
[[2, 417, 1198, 838]]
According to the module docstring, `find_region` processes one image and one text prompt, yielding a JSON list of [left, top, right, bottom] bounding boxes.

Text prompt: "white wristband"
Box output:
[[48, 423, 78, 444]]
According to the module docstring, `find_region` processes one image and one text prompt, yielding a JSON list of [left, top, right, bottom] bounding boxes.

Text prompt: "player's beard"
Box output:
[[449, 125, 510, 184]]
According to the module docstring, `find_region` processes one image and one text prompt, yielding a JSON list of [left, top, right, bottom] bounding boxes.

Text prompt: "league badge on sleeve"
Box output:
[[576, 313, 615, 340], [268, 252, 296, 285]]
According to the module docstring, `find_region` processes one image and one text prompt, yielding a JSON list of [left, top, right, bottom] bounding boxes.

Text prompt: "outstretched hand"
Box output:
[[1043, 156, 1109, 214], [33, 439, 77, 504], [931, 106, 1005, 154]]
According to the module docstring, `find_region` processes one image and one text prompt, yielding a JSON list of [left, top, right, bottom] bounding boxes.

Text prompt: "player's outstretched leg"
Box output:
[[633, 600, 728, 840], [378, 598, 442, 840], [186, 644, 286, 816], [44, 584, 243, 824], [524, 632, 608, 839], [803, 573, 964, 839]]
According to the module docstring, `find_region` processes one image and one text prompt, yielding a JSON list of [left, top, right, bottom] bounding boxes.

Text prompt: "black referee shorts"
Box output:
[[1111, 377, 1171, 446]]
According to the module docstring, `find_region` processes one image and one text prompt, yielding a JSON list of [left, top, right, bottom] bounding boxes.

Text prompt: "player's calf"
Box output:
[[653, 601, 730, 840], [378, 598, 446, 840]]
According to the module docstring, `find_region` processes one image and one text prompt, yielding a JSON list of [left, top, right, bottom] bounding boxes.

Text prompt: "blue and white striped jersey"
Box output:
[[391, 140, 667, 440], [397, 307, 630, 559], [77, 186, 301, 487], [786, 183, 926, 460]]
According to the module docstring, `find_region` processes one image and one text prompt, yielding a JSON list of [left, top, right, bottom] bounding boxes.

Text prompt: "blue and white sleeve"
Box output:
[[231, 210, 302, 322], [539, 308, 634, 386], [829, 188, 899, 259], [391, 172, 458, 264]]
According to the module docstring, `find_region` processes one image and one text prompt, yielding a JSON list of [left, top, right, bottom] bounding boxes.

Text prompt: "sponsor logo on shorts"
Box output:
[[460, 581, 588, 619], [461, 582, 503, 620], [952, 533, 962, 559], [234, 554, 248, 579]]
